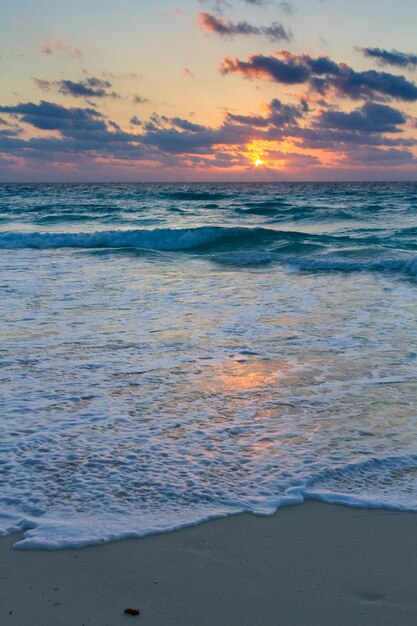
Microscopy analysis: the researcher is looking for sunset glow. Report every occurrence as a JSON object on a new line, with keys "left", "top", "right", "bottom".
{"left": 0, "top": 1, "right": 416, "bottom": 181}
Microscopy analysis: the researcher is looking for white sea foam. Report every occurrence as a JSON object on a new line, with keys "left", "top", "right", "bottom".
{"left": 1, "top": 183, "right": 417, "bottom": 549}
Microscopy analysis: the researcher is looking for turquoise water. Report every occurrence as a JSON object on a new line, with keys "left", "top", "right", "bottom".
{"left": 1, "top": 182, "right": 416, "bottom": 548}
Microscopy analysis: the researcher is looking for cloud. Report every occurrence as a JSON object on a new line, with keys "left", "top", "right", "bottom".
{"left": 137, "top": 97, "right": 306, "bottom": 155}
{"left": 33, "top": 78, "right": 54, "bottom": 92}
{"left": 220, "top": 51, "right": 417, "bottom": 101}
{"left": 182, "top": 68, "right": 194, "bottom": 78}
{"left": 277, "top": 1, "right": 294, "bottom": 12}
{"left": 361, "top": 48, "right": 417, "bottom": 69}
{"left": 338, "top": 147, "right": 415, "bottom": 166}
{"left": 243, "top": 0, "right": 295, "bottom": 9}
{"left": 41, "top": 40, "right": 82, "bottom": 58}
{"left": 132, "top": 95, "right": 149, "bottom": 104}
{"left": 322, "top": 67, "right": 417, "bottom": 101}
{"left": 57, "top": 78, "right": 118, "bottom": 99}
{"left": 226, "top": 97, "right": 302, "bottom": 128}
{"left": 0, "top": 101, "right": 147, "bottom": 177}
{"left": 139, "top": 124, "right": 252, "bottom": 154}
{"left": 0, "top": 100, "right": 109, "bottom": 137}
{"left": 171, "top": 118, "right": 207, "bottom": 132}
{"left": 221, "top": 52, "right": 310, "bottom": 83}
{"left": 0, "top": 127, "right": 22, "bottom": 138}
{"left": 199, "top": 0, "right": 294, "bottom": 11}
{"left": 0, "top": 100, "right": 103, "bottom": 131}
{"left": 240, "top": 0, "right": 276, "bottom": 6}
{"left": 0, "top": 116, "right": 15, "bottom": 127}
{"left": 0, "top": 95, "right": 415, "bottom": 179}
{"left": 317, "top": 102, "right": 407, "bottom": 133}
{"left": 198, "top": 0, "right": 231, "bottom": 15}
{"left": 33, "top": 77, "right": 119, "bottom": 99}
{"left": 292, "top": 126, "right": 416, "bottom": 150}
{"left": 198, "top": 12, "right": 290, "bottom": 41}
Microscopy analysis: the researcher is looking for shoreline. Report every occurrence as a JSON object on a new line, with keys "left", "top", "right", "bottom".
{"left": 1, "top": 501, "right": 417, "bottom": 625}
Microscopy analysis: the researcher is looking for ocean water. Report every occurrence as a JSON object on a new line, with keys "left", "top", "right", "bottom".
{"left": 1, "top": 182, "right": 417, "bottom": 549}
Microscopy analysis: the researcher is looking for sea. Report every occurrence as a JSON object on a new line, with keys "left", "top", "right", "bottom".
{"left": 1, "top": 182, "right": 416, "bottom": 549}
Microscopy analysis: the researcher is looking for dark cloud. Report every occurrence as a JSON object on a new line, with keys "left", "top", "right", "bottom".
{"left": 331, "top": 68, "right": 417, "bottom": 102}
{"left": 292, "top": 126, "right": 416, "bottom": 150}
{"left": 361, "top": 48, "right": 417, "bottom": 69}
{"left": 0, "top": 116, "right": 15, "bottom": 127}
{"left": 198, "top": 12, "right": 290, "bottom": 42}
{"left": 198, "top": 0, "right": 294, "bottom": 17}
{"left": 220, "top": 51, "right": 417, "bottom": 101}
{"left": 140, "top": 123, "right": 255, "bottom": 154}
{"left": 171, "top": 118, "right": 207, "bottom": 132}
{"left": 268, "top": 98, "right": 303, "bottom": 125}
{"left": 339, "top": 147, "right": 416, "bottom": 166}
{"left": 0, "top": 127, "right": 22, "bottom": 138}
{"left": 132, "top": 95, "right": 149, "bottom": 104}
{"left": 198, "top": 0, "right": 231, "bottom": 15}
{"left": 139, "top": 99, "right": 299, "bottom": 154}
{"left": 290, "top": 101, "right": 413, "bottom": 150}
{"left": 277, "top": 1, "right": 294, "bottom": 12}
{"left": 0, "top": 95, "right": 415, "bottom": 177}
{"left": 130, "top": 115, "right": 142, "bottom": 126}
{"left": 317, "top": 102, "right": 407, "bottom": 133}
{"left": 226, "top": 98, "right": 302, "bottom": 128}
{"left": 139, "top": 98, "right": 303, "bottom": 155}
{"left": 241, "top": 0, "right": 294, "bottom": 7}
{"left": 0, "top": 101, "right": 147, "bottom": 173}
{"left": 33, "top": 77, "right": 119, "bottom": 99}
{"left": 225, "top": 113, "right": 270, "bottom": 127}
{"left": 0, "top": 101, "right": 132, "bottom": 147}
{"left": 0, "top": 101, "right": 104, "bottom": 132}
{"left": 221, "top": 53, "right": 311, "bottom": 84}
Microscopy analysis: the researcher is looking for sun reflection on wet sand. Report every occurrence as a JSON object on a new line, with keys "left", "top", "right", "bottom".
{"left": 217, "top": 357, "right": 295, "bottom": 392}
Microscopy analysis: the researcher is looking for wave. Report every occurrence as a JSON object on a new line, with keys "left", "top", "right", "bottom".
{"left": 214, "top": 248, "right": 416, "bottom": 276}
{"left": 0, "top": 226, "right": 272, "bottom": 251}
{"left": 0, "top": 226, "right": 311, "bottom": 252}
{"left": 301, "top": 454, "right": 417, "bottom": 510}
{"left": 212, "top": 249, "right": 417, "bottom": 278}
{"left": 235, "top": 201, "right": 290, "bottom": 215}
{"left": 211, "top": 251, "right": 277, "bottom": 266}
{"left": 1, "top": 226, "right": 416, "bottom": 279}
{"left": 280, "top": 254, "right": 417, "bottom": 278}
{"left": 0, "top": 225, "right": 365, "bottom": 251}
{"left": 6, "top": 453, "right": 417, "bottom": 549}
{"left": 161, "top": 191, "right": 228, "bottom": 201}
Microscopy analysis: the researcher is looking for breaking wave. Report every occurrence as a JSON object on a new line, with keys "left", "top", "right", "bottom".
{"left": 1, "top": 226, "right": 416, "bottom": 279}
{"left": 0, "top": 226, "right": 284, "bottom": 251}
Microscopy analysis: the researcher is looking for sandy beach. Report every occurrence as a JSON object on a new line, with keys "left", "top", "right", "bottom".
{"left": 1, "top": 501, "right": 417, "bottom": 625}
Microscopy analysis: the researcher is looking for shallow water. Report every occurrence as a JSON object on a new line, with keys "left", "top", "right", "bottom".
{"left": 1, "top": 182, "right": 416, "bottom": 548}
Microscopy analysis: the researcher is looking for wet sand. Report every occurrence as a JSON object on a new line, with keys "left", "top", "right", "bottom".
{"left": 1, "top": 501, "right": 417, "bottom": 625}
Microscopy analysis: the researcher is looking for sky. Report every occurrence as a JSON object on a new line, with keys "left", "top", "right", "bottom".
{"left": 1, "top": 0, "right": 417, "bottom": 181}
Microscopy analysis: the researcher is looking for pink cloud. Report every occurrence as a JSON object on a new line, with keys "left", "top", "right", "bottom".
{"left": 41, "top": 40, "right": 82, "bottom": 58}
{"left": 182, "top": 68, "right": 194, "bottom": 78}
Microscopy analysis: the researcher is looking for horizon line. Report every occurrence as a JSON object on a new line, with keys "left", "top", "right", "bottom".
{"left": 1, "top": 180, "right": 417, "bottom": 185}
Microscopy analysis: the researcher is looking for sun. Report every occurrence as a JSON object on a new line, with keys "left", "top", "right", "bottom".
{"left": 254, "top": 158, "right": 265, "bottom": 167}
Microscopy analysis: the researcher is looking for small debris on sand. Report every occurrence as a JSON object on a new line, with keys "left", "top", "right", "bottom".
{"left": 124, "top": 607, "right": 140, "bottom": 616}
